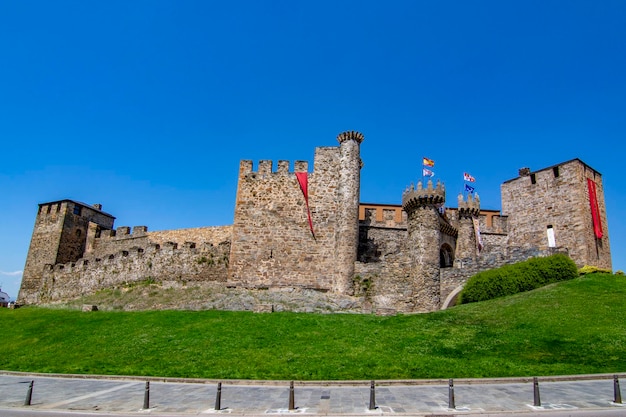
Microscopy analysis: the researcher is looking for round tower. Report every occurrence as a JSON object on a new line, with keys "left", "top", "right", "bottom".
{"left": 401, "top": 179, "right": 446, "bottom": 312}
{"left": 455, "top": 193, "right": 481, "bottom": 264}
{"left": 335, "top": 130, "right": 364, "bottom": 294}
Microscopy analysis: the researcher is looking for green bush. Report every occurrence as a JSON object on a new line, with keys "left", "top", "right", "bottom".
{"left": 458, "top": 254, "right": 578, "bottom": 304}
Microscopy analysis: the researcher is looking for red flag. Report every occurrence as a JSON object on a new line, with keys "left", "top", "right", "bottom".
{"left": 296, "top": 172, "right": 315, "bottom": 239}
{"left": 463, "top": 172, "right": 476, "bottom": 182}
{"left": 587, "top": 178, "right": 603, "bottom": 239}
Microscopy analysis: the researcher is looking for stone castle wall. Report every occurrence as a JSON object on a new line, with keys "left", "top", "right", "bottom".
{"left": 22, "top": 204, "right": 232, "bottom": 304}
{"left": 37, "top": 240, "right": 230, "bottom": 303}
{"left": 89, "top": 225, "right": 232, "bottom": 258}
{"left": 439, "top": 246, "right": 569, "bottom": 308}
{"left": 19, "top": 200, "right": 115, "bottom": 305}
{"left": 228, "top": 147, "right": 349, "bottom": 291}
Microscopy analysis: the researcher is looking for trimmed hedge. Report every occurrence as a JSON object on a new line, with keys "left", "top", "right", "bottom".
{"left": 458, "top": 254, "right": 578, "bottom": 304}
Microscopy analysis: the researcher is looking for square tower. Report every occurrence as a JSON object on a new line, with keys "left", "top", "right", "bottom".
{"left": 501, "top": 159, "right": 611, "bottom": 270}
{"left": 18, "top": 200, "right": 115, "bottom": 304}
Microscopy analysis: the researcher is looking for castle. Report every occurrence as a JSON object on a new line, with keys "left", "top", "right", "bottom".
{"left": 17, "top": 131, "right": 612, "bottom": 312}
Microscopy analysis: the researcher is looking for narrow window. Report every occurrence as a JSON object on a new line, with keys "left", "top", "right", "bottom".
{"left": 73, "top": 205, "right": 81, "bottom": 216}
{"left": 530, "top": 173, "right": 536, "bottom": 184}
{"left": 553, "top": 166, "right": 560, "bottom": 178}
{"left": 547, "top": 225, "right": 556, "bottom": 248}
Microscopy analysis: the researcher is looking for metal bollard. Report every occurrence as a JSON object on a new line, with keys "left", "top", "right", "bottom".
{"left": 369, "top": 380, "right": 376, "bottom": 410}
{"left": 143, "top": 381, "right": 150, "bottom": 410}
{"left": 448, "top": 378, "right": 456, "bottom": 409}
{"left": 215, "top": 381, "right": 222, "bottom": 410}
{"left": 288, "top": 380, "right": 295, "bottom": 410}
{"left": 24, "top": 380, "right": 34, "bottom": 406}
{"left": 533, "top": 377, "right": 541, "bottom": 407}
{"left": 614, "top": 375, "right": 622, "bottom": 404}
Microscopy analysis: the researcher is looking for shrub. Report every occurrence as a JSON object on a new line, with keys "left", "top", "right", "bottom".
{"left": 458, "top": 254, "right": 578, "bottom": 304}
{"left": 579, "top": 265, "right": 613, "bottom": 275}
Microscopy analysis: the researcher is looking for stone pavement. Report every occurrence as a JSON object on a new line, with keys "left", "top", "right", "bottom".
{"left": 1, "top": 372, "right": 626, "bottom": 416}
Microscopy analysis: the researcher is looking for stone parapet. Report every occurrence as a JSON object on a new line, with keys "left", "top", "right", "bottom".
{"left": 402, "top": 179, "right": 445, "bottom": 212}
{"left": 457, "top": 193, "right": 481, "bottom": 218}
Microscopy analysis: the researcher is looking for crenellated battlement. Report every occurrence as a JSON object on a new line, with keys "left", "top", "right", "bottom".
{"left": 439, "top": 218, "right": 458, "bottom": 237}
{"left": 457, "top": 193, "right": 481, "bottom": 218}
{"left": 401, "top": 179, "right": 446, "bottom": 212}
{"left": 239, "top": 159, "right": 309, "bottom": 176}
{"left": 35, "top": 239, "right": 231, "bottom": 303}
{"left": 45, "top": 240, "right": 229, "bottom": 274}
{"left": 97, "top": 225, "right": 149, "bottom": 239}
{"left": 89, "top": 225, "right": 232, "bottom": 261}
{"left": 337, "top": 130, "right": 364, "bottom": 144}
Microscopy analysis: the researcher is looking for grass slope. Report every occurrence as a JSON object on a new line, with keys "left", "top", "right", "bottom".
{"left": 2, "top": 273, "right": 625, "bottom": 380}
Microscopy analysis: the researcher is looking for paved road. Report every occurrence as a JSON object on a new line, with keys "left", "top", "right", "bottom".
{"left": 1, "top": 372, "right": 626, "bottom": 416}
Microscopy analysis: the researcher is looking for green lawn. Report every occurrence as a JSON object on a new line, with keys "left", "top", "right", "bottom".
{"left": 2, "top": 273, "right": 625, "bottom": 380}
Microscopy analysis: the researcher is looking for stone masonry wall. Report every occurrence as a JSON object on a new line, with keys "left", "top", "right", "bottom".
{"left": 19, "top": 200, "right": 115, "bottom": 305}
{"left": 148, "top": 226, "right": 232, "bottom": 246}
{"left": 440, "top": 246, "right": 568, "bottom": 308}
{"left": 501, "top": 159, "right": 611, "bottom": 269}
{"left": 228, "top": 148, "right": 344, "bottom": 290}
{"left": 355, "top": 225, "right": 412, "bottom": 312}
{"left": 91, "top": 225, "right": 232, "bottom": 258}
{"left": 36, "top": 240, "right": 230, "bottom": 303}
{"left": 24, "top": 216, "right": 232, "bottom": 304}
{"left": 20, "top": 206, "right": 65, "bottom": 303}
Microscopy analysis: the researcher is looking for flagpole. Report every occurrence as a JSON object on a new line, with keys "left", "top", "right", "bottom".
{"left": 462, "top": 172, "right": 465, "bottom": 198}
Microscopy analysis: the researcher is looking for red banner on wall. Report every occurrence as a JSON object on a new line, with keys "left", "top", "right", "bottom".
{"left": 296, "top": 172, "right": 315, "bottom": 239}
{"left": 587, "top": 178, "right": 603, "bottom": 239}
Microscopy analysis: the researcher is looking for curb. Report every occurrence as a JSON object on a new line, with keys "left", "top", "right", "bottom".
{"left": 2, "top": 370, "right": 624, "bottom": 386}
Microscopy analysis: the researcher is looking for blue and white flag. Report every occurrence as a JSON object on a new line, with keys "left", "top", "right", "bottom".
{"left": 423, "top": 168, "right": 434, "bottom": 177}
{"left": 464, "top": 184, "right": 475, "bottom": 193}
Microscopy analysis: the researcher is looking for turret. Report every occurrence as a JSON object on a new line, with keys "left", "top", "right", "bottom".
{"left": 402, "top": 179, "right": 445, "bottom": 311}
{"left": 335, "top": 130, "right": 364, "bottom": 294}
{"left": 455, "top": 193, "right": 481, "bottom": 263}
{"left": 402, "top": 179, "right": 446, "bottom": 210}
{"left": 457, "top": 192, "right": 480, "bottom": 218}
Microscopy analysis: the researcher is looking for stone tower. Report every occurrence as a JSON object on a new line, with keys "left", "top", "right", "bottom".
{"left": 228, "top": 130, "right": 364, "bottom": 294}
{"left": 335, "top": 130, "right": 364, "bottom": 294}
{"left": 455, "top": 192, "right": 481, "bottom": 264}
{"left": 402, "top": 179, "right": 446, "bottom": 311}
{"left": 501, "top": 159, "right": 611, "bottom": 270}
{"left": 18, "top": 200, "right": 115, "bottom": 304}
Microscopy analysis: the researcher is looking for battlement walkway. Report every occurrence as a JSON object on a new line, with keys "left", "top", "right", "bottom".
{"left": 1, "top": 372, "right": 625, "bottom": 416}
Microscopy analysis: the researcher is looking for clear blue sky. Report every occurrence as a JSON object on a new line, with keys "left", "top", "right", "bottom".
{"left": 1, "top": 1, "right": 625, "bottom": 300}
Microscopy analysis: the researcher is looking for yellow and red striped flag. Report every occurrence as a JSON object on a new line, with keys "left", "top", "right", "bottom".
{"left": 423, "top": 157, "right": 435, "bottom": 167}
